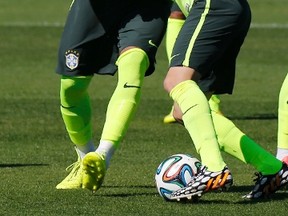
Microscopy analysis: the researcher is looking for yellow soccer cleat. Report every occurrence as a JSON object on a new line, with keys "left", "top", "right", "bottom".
{"left": 56, "top": 158, "right": 83, "bottom": 189}
{"left": 82, "top": 152, "right": 106, "bottom": 192}
{"left": 163, "top": 106, "right": 177, "bottom": 124}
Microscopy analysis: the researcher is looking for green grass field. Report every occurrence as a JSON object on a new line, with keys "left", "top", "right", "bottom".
{"left": 1, "top": 0, "right": 288, "bottom": 215}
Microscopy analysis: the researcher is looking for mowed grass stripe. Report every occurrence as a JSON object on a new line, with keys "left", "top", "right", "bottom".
{"left": 1, "top": 21, "right": 288, "bottom": 29}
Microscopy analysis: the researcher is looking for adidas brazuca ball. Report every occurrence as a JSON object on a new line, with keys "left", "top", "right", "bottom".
{"left": 155, "top": 154, "right": 201, "bottom": 201}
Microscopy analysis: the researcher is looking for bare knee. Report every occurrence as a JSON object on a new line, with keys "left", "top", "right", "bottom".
{"left": 169, "top": 11, "right": 185, "bottom": 20}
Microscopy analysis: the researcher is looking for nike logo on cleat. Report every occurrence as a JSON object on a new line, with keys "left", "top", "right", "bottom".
{"left": 123, "top": 82, "right": 141, "bottom": 88}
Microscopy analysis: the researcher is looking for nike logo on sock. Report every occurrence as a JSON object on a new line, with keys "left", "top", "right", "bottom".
{"left": 123, "top": 82, "right": 141, "bottom": 89}
{"left": 183, "top": 104, "right": 199, "bottom": 115}
{"left": 61, "top": 104, "right": 76, "bottom": 109}
{"left": 170, "top": 53, "right": 180, "bottom": 60}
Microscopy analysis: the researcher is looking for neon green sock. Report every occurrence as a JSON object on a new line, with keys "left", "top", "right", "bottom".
{"left": 209, "top": 95, "right": 222, "bottom": 114}
{"left": 277, "top": 74, "right": 288, "bottom": 150}
{"left": 101, "top": 48, "right": 149, "bottom": 148}
{"left": 60, "top": 76, "right": 93, "bottom": 145}
{"left": 212, "top": 111, "right": 282, "bottom": 175}
{"left": 166, "top": 18, "right": 185, "bottom": 62}
{"left": 170, "top": 80, "right": 226, "bottom": 171}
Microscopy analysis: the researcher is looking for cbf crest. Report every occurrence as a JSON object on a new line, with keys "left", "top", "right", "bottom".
{"left": 65, "top": 50, "right": 80, "bottom": 70}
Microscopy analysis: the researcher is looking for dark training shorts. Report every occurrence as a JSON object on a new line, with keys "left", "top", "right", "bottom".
{"left": 56, "top": 0, "right": 171, "bottom": 77}
{"left": 171, "top": 0, "right": 251, "bottom": 94}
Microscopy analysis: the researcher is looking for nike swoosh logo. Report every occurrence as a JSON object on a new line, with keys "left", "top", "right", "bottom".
{"left": 123, "top": 82, "right": 141, "bottom": 88}
{"left": 61, "top": 104, "right": 76, "bottom": 109}
{"left": 183, "top": 104, "right": 198, "bottom": 115}
{"left": 148, "top": 40, "right": 157, "bottom": 48}
{"left": 170, "top": 53, "right": 180, "bottom": 60}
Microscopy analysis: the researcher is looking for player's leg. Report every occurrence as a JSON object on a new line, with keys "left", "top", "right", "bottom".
{"left": 209, "top": 95, "right": 223, "bottom": 115}
{"left": 100, "top": 48, "right": 148, "bottom": 147}
{"left": 163, "top": 3, "right": 185, "bottom": 124}
{"left": 163, "top": 3, "right": 223, "bottom": 124}
{"left": 55, "top": 0, "right": 109, "bottom": 189}
{"left": 203, "top": 1, "right": 287, "bottom": 198}
{"left": 164, "top": 95, "right": 222, "bottom": 124}
{"left": 57, "top": 76, "right": 94, "bottom": 189}
{"left": 82, "top": 47, "right": 149, "bottom": 192}
{"left": 212, "top": 111, "right": 288, "bottom": 198}
{"left": 167, "top": 78, "right": 227, "bottom": 172}
{"left": 165, "top": 3, "right": 185, "bottom": 61}
{"left": 82, "top": 2, "right": 171, "bottom": 192}
{"left": 276, "top": 74, "right": 288, "bottom": 164}
{"left": 203, "top": 2, "right": 287, "bottom": 197}
{"left": 169, "top": 0, "right": 252, "bottom": 201}
{"left": 213, "top": 111, "right": 282, "bottom": 174}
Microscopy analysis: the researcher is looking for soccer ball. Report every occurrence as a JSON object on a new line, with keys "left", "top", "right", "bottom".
{"left": 155, "top": 154, "right": 201, "bottom": 201}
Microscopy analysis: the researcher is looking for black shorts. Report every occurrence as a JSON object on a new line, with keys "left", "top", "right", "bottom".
{"left": 170, "top": 1, "right": 181, "bottom": 13}
{"left": 171, "top": 0, "right": 251, "bottom": 94}
{"left": 56, "top": 0, "right": 171, "bottom": 77}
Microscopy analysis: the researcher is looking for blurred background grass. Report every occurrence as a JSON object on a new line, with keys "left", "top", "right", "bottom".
{"left": 0, "top": 0, "right": 288, "bottom": 215}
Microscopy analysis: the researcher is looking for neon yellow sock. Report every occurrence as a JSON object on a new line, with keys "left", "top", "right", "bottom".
{"left": 277, "top": 74, "right": 288, "bottom": 150}
{"left": 209, "top": 95, "right": 222, "bottom": 114}
{"left": 60, "top": 76, "right": 93, "bottom": 145}
{"left": 170, "top": 80, "right": 226, "bottom": 171}
{"left": 166, "top": 18, "right": 185, "bottom": 62}
{"left": 212, "top": 111, "right": 282, "bottom": 175}
{"left": 101, "top": 48, "right": 149, "bottom": 148}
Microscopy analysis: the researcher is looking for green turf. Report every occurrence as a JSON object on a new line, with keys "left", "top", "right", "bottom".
{"left": 1, "top": 0, "right": 288, "bottom": 215}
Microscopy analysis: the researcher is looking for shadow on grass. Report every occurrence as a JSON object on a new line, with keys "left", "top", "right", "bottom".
{"left": 103, "top": 185, "right": 155, "bottom": 189}
{"left": 227, "top": 113, "right": 277, "bottom": 120}
{"left": 97, "top": 184, "right": 288, "bottom": 204}
{"left": 91, "top": 184, "right": 159, "bottom": 198}
{"left": 0, "top": 163, "right": 49, "bottom": 168}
